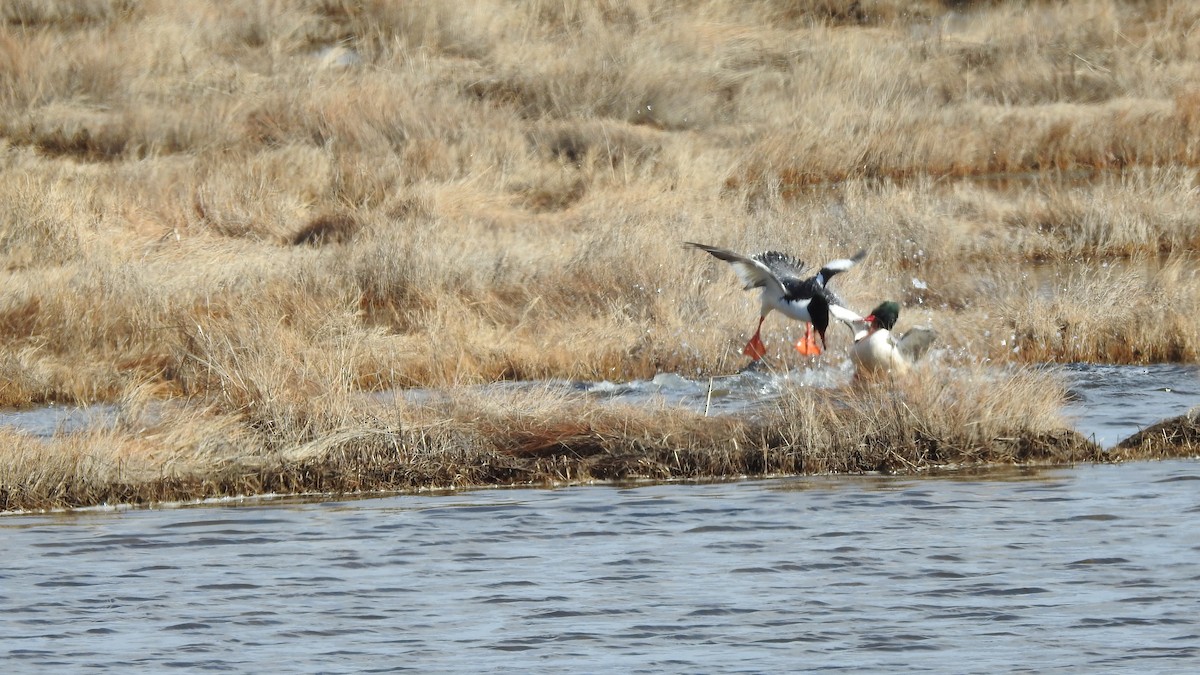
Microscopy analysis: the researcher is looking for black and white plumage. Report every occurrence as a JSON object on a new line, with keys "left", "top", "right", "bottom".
{"left": 848, "top": 301, "right": 937, "bottom": 377}
{"left": 685, "top": 242, "right": 866, "bottom": 360}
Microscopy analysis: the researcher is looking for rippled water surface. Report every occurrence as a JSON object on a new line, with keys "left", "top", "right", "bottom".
{"left": 4, "top": 461, "right": 1200, "bottom": 672}
{"left": 1059, "top": 363, "right": 1199, "bottom": 447}
{"left": 2, "top": 364, "right": 1198, "bottom": 672}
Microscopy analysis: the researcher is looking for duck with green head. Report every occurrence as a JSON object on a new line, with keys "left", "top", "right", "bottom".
{"left": 849, "top": 301, "right": 936, "bottom": 377}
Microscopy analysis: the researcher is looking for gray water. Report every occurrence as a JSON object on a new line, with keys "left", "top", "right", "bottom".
{"left": 3, "top": 461, "right": 1199, "bottom": 673}
{"left": 1059, "top": 363, "right": 1199, "bottom": 447}
{"left": 2, "top": 364, "right": 1198, "bottom": 673}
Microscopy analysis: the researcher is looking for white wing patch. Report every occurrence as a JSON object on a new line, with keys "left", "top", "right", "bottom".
{"left": 822, "top": 257, "right": 858, "bottom": 272}
{"left": 728, "top": 259, "right": 776, "bottom": 291}
{"left": 831, "top": 305, "right": 869, "bottom": 341}
{"left": 829, "top": 303, "right": 863, "bottom": 324}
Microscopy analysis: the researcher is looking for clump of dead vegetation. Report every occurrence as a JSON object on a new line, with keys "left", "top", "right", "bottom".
{"left": 7, "top": 362, "right": 1167, "bottom": 513}
{"left": 1111, "top": 406, "right": 1200, "bottom": 459}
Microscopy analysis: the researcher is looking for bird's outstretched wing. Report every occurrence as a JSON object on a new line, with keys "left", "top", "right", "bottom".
{"left": 828, "top": 303, "right": 864, "bottom": 326}
{"left": 815, "top": 249, "right": 868, "bottom": 286}
{"left": 684, "top": 242, "right": 787, "bottom": 297}
{"left": 835, "top": 308, "right": 870, "bottom": 341}
{"left": 752, "top": 251, "right": 807, "bottom": 284}
{"left": 897, "top": 327, "right": 937, "bottom": 363}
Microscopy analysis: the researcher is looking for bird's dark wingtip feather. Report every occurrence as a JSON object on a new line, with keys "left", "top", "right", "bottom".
{"left": 753, "top": 250, "right": 807, "bottom": 277}
{"left": 683, "top": 242, "right": 745, "bottom": 264}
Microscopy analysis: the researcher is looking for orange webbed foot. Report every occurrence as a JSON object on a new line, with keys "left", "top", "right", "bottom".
{"left": 794, "top": 335, "right": 822, "bottom": 356}
{"left": 743, "top": 334, "right": 767, "bottom": 360}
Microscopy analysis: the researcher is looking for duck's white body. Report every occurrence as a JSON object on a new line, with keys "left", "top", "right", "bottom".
{"left": 851, "top": 327, "right": 925, "bottom": 376}
{"left": 767, "top": 293, "right": 863, "bottom": 325}
{"left": 845, "top": 301, "right": 936, "bottom": 378}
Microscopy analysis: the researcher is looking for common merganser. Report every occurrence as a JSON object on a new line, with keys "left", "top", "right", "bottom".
{"left": 685, "top": 242, "right": 866, "bottom": 360}
{"left": 849, "top": 301, "right": 937, "bottom": 377}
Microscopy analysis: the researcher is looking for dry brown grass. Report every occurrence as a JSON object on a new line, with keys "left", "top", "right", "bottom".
{"left": 1112, "top": 406, "right": 1200, "bottom": 459}
{"left": 1, "top": 0, "right": 1198, "bottom": 510}
{"left": 2, "top": 362, "right": 1125, "bottom": 512}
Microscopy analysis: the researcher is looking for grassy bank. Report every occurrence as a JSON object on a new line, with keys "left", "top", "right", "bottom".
{"left": 1, "top": 364, "right": 1114, "bottom": 512}
{"left": 2, "top": 0, "right": 1199, "bottom": 510}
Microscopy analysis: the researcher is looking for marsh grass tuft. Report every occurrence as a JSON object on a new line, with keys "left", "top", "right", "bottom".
{"left": 1112, "top": 407, "right": 1200, "bottom": 460}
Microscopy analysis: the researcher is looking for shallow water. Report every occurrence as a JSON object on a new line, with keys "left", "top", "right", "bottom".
{"left": 3, "top": 364, "right": 1197, "bottom": 449}
{"left": 0, "top": 402, "right": 120, "bottom": 437}
{"left": 3, "top": 460, "right": 1200, "bottom": 672}
{"left": 1060, "top": 363, "right": 1199, "bottom": 447}
{"left": 578, "top": 362, "right": 1200, "bottom": 448}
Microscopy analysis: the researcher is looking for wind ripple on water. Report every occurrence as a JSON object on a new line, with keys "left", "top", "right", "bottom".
{"left": 3, "top": 461, "right": 1200, "bottom": 672}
